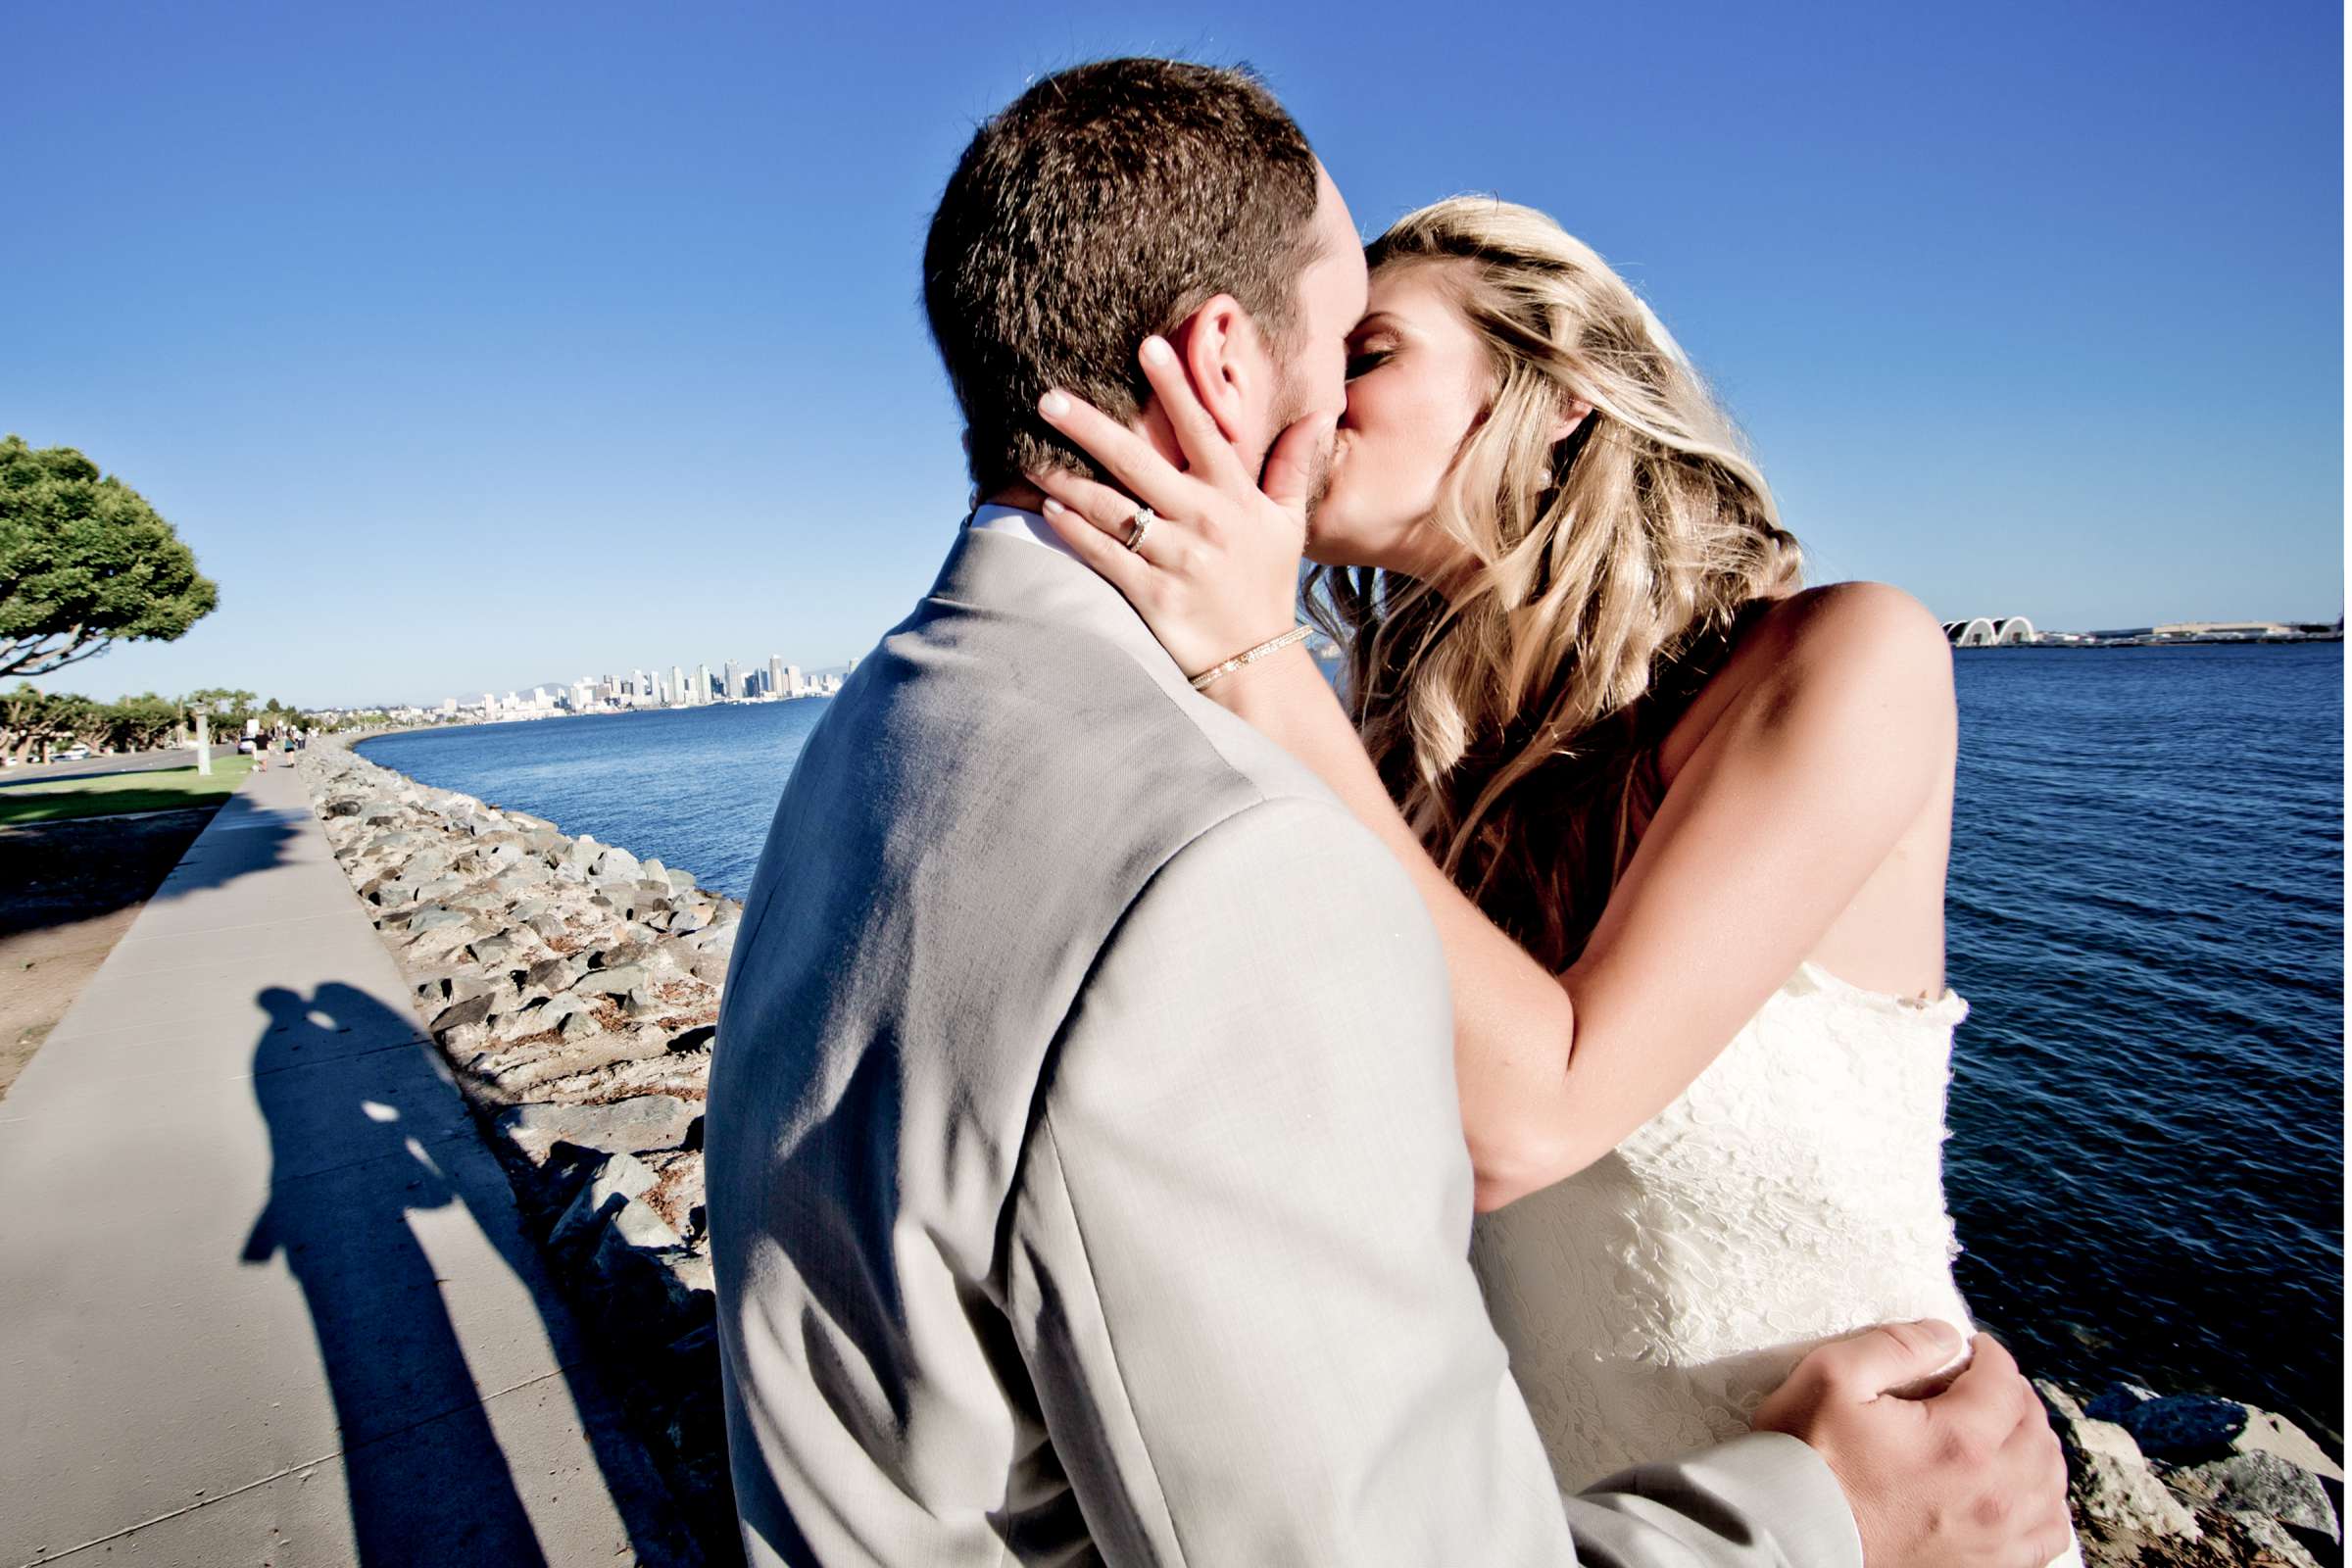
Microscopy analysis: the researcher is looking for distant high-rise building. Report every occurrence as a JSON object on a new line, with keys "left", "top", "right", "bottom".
{"left": 768, "top": 655, "right": 784, "bottom": 698}
{"left": 697, "top": 662, "right": 712, "bottom": 704}
{"left": 670, "top": 664, "right": 686, "bottom": 706}
{"left": 723, "top": 660, "right": 741, "bottom": 701}
{"left": 785, "top": 662, "right": 804, "bottom": 698}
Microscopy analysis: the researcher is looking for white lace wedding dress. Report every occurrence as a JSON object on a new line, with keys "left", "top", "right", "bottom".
{"left": 1469, "top": 960, "right": 2082, "bottom": 1567}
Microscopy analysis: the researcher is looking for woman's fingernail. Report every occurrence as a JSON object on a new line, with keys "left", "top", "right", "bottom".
{"left": 1040, "top": 390, "right": 1069, "bottom": 417}
{"left": 1141, "top": 336, "right": 1173, "bottom": 366}
{"left": 1040, "top": 496, "right": 1067, "bottom": 516}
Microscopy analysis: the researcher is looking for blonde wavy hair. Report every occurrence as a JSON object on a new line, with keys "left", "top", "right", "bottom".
{"left": 1305, "top": 197, "right": 1803, "bottom": 969}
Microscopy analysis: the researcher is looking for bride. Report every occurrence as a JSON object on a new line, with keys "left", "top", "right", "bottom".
{"left": 1024, "top": 195, "right": 2080, "bottom": 1564}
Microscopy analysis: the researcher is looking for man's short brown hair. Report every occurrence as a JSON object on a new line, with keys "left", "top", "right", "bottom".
{"left": 923, "top": 59, "right": 1322, "bottom": 499}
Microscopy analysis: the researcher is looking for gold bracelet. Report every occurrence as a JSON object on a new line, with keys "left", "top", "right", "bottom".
{"left": 1189, "top": 624, "right": 1314, "bottom": 691}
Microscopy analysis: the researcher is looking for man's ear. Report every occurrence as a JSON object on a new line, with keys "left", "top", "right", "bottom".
{"left": 1166, "top": 293, "right": 1266, "bottom": 448}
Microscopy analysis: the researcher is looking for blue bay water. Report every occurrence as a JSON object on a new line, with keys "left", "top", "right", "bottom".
{"left": 360, "top": 641, "right": 2345, "bottom": 1446}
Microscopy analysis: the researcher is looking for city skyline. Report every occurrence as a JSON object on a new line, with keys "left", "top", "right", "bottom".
{"left": 5, "top": 1, "right": 2339, "bottom": 708}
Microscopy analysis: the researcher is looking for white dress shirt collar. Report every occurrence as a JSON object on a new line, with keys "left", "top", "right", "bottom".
{"left": 967, "top": 502, "right": 1080, "bottom": 562}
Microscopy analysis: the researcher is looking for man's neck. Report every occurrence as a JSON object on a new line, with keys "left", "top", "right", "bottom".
{"left": 979, "top": 482, "right": 1051, "bottom": 515}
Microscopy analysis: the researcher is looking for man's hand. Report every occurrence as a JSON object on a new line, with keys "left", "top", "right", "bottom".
{"left": 1754, "top": 1320, "right": 2073, "bottom": 1568}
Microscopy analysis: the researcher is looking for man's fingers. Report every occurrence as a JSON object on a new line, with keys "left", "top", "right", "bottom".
{"left": 1038, "top": 387, "right": 1200, "bottom": 517}
{"left": 1805, "top": 1318, "right": 1967, "bottom": 1403}
{"left": 1922, "top": 1333, "right": 2033, "bottom": 1449}
{"left": 1136, "top": 337, "right": 1241, "bottom": 487}
{"left": 1995, "top": 1401, "right": 2074, "bottom": 1564}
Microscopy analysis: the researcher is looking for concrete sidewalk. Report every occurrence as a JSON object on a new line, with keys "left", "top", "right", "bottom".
{"left": 0, "top": 767, "right": 697, "bottom": 1565}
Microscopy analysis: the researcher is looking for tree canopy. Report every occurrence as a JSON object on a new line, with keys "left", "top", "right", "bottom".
{"left": 0, "top": 434, "right": 220, "bottom": 678}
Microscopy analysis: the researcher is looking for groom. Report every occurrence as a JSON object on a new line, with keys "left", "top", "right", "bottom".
{"left": 707, "top": 58, "right": 2065, "bottom": 1566}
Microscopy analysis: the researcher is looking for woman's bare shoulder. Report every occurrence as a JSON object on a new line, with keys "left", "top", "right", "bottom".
{"left": 1748, "top": 582, "right": 1953, "bottom": 674}
{"left": 1659, "top": 583, "right": 1952, "bottom": 787}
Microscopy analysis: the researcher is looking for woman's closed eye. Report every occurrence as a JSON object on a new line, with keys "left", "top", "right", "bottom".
{"left": 1346, "top": 344, "right": 1394, "bottom": 380}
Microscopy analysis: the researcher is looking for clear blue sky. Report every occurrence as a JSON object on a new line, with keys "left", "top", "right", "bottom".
{"left": 7, "top": 0, "right": 2340, "bottom": 708}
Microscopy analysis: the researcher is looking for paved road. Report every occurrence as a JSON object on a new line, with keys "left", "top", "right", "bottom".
{"left": 0, "top": 748, "right": 214, "bottom": 789}
{"left": 0, "top": 765, "right": 698, "bottom": 1566}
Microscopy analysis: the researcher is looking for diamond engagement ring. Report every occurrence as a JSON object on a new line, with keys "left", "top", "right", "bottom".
{"left": 1123, "top": 506, "right": 1155, "bottom": 553}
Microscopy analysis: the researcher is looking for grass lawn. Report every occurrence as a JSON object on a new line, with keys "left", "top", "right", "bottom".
{"left": 0, "top": 757, "right": 258, "bottom": 827}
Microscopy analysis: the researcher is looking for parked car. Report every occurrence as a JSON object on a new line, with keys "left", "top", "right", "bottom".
{"left": 56, "top": 745, "right": 91, "bottom": 761}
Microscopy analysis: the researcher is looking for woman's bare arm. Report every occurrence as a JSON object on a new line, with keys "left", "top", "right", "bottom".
{"left": 1200, "top": 583, "right": 1957, "bottom": 1209}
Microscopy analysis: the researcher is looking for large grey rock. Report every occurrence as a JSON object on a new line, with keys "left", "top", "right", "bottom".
{"left": 494, "top": 1095, "right": 701, "bottom": 1166}
{"left": 404, "top": 845, "right": 453, "bottom": 880}
{"left": 481, "top": 1027, "right": 670, "bottom": 1094}
{"left": 405, "top": 915, "right": 483, "bottom": 962}
{"left": 2168, "top": 1449, "right": 2338, "bottom": 1542}
{"left": 490, "top": 863, "right": 551, "bottom": 895}
{"left": 2034, "top": 1381, "right": 2201, "bottom": 1545}
{"left": 2234, "top": 1513, "right": 2327, "bottom": 1568}
{"left": 2232, "top": 1405, "right": 2345, "bottom": 1483}
{"left": 591, "top": 845, "right": 641, "bottom": 883}
{"left": 2123, "top": 1394, "right": 2248, "bottom": 1458}
{"left": 485, "top": 992, "right": 584, "bottom": 1043}
{"left": 468, "top": 933, "right": 522, "bottom": 968}
{"left": 583, "top": 1211, "right": 710, "bottom": 1332}
{"left": 428, "top": 994, "right": 497, "bottom": 1037}
{"left": 519, "top": 956, "right": 581, "bottom": 1001}
{"left": 416, "top": 972, "right": 498, "bottom": 1006}
{"left": 548, "top": 1152, "right": 660, "bottom": 1251}
{"left": 662, "top": 868, "right": 697, "bottom": 895}
{"left": 687, "top": 920, "right": 737, "bottom": 960}
{"left": 573, "top": 963, "right": 650, "bottom": 999}
{"left": 593, "top": 938, "right": 661, "bottom": 971}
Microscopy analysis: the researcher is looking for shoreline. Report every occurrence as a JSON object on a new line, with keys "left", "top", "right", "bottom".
{"left": 295, "top": 735, "right": 2343, "bottom": 1568}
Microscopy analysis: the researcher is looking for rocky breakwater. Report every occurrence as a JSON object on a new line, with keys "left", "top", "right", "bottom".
{"left": 2036, "top": 1379, "right": 2342, "bottom": 1567}
{"left": 298, "top": 744, "right": 740, "bottom": 1557}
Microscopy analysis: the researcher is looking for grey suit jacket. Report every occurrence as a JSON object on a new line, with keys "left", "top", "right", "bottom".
{"left": 706, "top": 522, "right": 1865, "bottom": 1566}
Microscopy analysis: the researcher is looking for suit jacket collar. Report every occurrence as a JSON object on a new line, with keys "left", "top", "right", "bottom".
{"left": 926, "top": 519, "right": 1194, "bottom": 701}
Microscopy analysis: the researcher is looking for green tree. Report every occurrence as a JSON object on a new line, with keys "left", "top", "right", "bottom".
{"left": 0, "top": 681, "right": 50, "bottom": 760}
{"left": 0, "top": 687, "right": 102, "bottom": 760}
{"left": 106, "top": 692, "right": 185, "bottom": 751}
{"left": 0, "top": 434, "right": 220, "bottom": 677}
{"left": 182, "top": 687, "right": 259, "bottom": 730}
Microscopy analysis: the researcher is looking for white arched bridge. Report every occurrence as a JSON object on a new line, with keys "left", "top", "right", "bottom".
{"left": 1941, "top": 616, "right": 2037, "bottom": 647}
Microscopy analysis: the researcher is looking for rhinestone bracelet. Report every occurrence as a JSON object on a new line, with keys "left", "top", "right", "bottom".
{"left": 1189, "top": 624, "right": 1314, "bottom": 692}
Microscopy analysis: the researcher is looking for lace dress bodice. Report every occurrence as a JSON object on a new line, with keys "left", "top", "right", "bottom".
{"left": 1470, "top": 961, "right": 1980, "bottom": 1487}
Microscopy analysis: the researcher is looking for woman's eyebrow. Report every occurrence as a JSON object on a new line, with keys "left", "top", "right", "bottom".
{"left": 1349, "top": 312, "right": 1403, "bottom": 335}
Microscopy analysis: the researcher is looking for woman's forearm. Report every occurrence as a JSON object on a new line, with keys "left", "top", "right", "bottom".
{"left": 1208, "top": 646, "right": 1584, "bottom": 1205}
